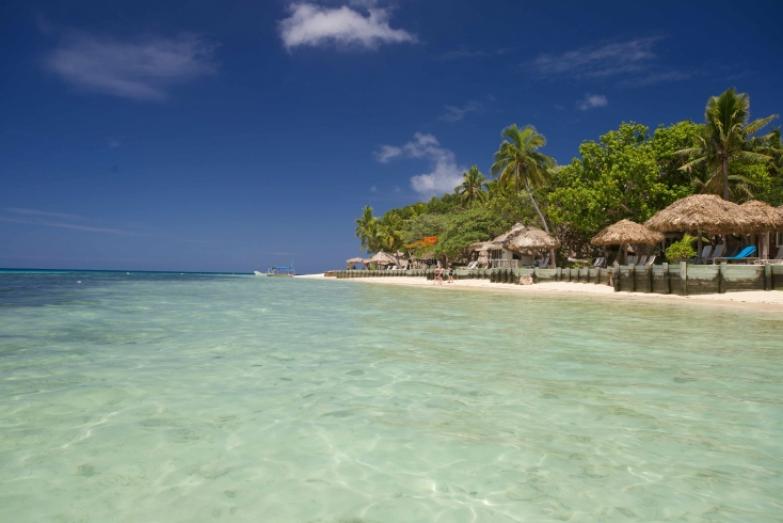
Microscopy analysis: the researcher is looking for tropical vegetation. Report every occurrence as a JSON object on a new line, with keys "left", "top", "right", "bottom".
{"left": 355, "top": 89, "right": 782, "bottom": 265}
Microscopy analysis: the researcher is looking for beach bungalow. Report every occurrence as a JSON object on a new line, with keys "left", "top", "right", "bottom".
{"left": 470, "top": 223, "right": 525, "bottom": 269}
{"left": 470, "top": 223, "right": 558, "bottom": 268}
{"left": 502, "top": 225, "right": 559, "bottom": 268}
{"left": 345, "top": 257, "right": 367, "bottom": 270}
{"left": 368, "top": 251, "right": 399, "bottom": 268}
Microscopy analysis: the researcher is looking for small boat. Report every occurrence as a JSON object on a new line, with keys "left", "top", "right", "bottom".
{"left": 253, "top": 270, "right": 268, "bottom": 277}
{"left": 266, "top": 264, "right": 295, "bottom": 277}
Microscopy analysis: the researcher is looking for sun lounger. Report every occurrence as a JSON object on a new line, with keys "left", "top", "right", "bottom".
{"left": 636, "top": 255, "right": 648, "bottom": 266}
{"left": 645, "top": 255, "right": 656, "bottom": 267}
{"left": 466, "top": 260, "right": 478, "bottom": 270}
{"left": 771, "top": 245, "right": 783, "bottom": 261}
{"left": 713, "top": 245, "right": 758, "bottom": 263}
{"left": 708, "top": 244, "right": 725, "bottom": 262}
{"left": 698, "top": 245, "right": 713, "bottom": 263}
{"left": 592, "top": 256, "right": 606, "bottom": 268}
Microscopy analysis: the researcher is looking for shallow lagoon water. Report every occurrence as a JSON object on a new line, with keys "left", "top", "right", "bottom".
{"left": 1, "top": 271, "right": 782, "bottom": 522}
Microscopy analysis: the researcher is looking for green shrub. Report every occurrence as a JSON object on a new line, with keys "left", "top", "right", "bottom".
{"left": 665, "top": 234, "right": 697, "bottom": 263}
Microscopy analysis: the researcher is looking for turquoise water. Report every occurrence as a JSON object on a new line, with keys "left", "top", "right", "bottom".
{"left": 1, "top": 271, "right": 782, "bottom": 522}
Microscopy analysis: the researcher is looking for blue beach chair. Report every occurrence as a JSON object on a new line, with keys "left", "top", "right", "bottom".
{"left": 713, "top": 245, "right": 757, "bottom": 263}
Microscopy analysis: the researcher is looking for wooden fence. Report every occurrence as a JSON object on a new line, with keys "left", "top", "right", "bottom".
{"left": 330, "top": 263, "right": 783, "bottom": 295}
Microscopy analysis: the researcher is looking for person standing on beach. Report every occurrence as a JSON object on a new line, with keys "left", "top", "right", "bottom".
{"left": 434, "top": 266, "right": 443, "bottom": 285}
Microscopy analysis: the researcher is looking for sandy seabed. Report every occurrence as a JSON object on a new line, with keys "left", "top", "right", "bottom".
{"left": 298, "top": 273, "right": 783, "bottom": 312}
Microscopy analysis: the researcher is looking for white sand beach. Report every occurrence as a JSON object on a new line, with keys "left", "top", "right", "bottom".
{"left": 304, "top": 274, "right": 783, "bottom": 311}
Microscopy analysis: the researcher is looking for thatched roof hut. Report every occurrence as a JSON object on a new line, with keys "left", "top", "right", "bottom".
{"left": 492, "top": 222, "right": 527, "bottom": 244}
{"left": 470, "top": 223, "right": 529, "bottom": 253}
{"left": 503, "top": 225, "right": 560, "bottom": 253}
{"left": 345, "top": 257, "right": 366, "bottom": 267}
{"left": 591, "top": 219, "right": 664, "bottom": 247}
{"left": 740, "top": 200, "right": 783, "bottom": 231}
{"left": 645, "top": 194, "right": 752, "bottom": 235}
{"left": 470, "top": 240, "right": 498, "bottom": 253}
{"left": 369, "top": 251, "right": 398, "bottom": 265}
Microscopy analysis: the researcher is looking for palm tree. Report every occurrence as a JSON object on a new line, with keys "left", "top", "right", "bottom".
{"left": 355, "top": 205, "right": 377, "bottom": 252}
{"left": 491, "top": 124, "right": 557, "bottom": 267}
{"left": 679, "top": 88, "right": 777, "bottom": 200}
{"left": 456, "top": 165, "right": 487, "bottom": 204}
{"left": 491, "top": 125, "right": 555, "bottom": 230}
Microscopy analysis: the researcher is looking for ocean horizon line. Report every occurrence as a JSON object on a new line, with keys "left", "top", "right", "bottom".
{"left": 0, "top": 267, "right": 252, "bottom": 276}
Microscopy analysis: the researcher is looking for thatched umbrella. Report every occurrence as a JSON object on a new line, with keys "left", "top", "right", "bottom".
{"left": 591, "top": 219, "right": 663, "bottom": 265}
{"left": 345, "top": 257, "right": 366, "bottom": 268}
{"left": 645, "top": 194, "right": 751, "bottom": 235}
{"left": 741, "top": 200, "right": 783, "bottom": 259}
{"left": 592, "top": 219, "right": 663, "bottom": 247}
{"left": 645, "top": 194, "right": 753, "bottom": 255}
{"left": 369, "top": 251, "right": 398, "bottom": 266}
{"left": 740, "top": 200, "right": 783, "bottom": 231}
{"left": 503, "top": 226, "right": 560, "bottom": 253}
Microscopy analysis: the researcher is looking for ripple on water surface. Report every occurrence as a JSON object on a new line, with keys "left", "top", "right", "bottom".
{"left": 0, "top": 271, "right": 782, "bottom": 522}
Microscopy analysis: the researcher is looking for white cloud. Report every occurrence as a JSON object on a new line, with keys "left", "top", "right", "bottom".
{"left": 4, "top": 207, "right": 84, "bottom": 221}
{"left": 620, "top": 70, "right": 693, "bottom": 87}
{"left": 45, "top": 32, "right": 217, "bottom": 101}
{"left": 279, "top": 3, "right": 415, "bottom": 50}
{"left": 375, "top": 133, "right": 464, "bottom": 198}
{"left": 577, "top": 93, "right": 608, "bottom": 111}
{"left": 532, "top": 37, "right": 661, "bottom": 78}
{"left": 439, "top": 100, "right": 483, "bottom": 123}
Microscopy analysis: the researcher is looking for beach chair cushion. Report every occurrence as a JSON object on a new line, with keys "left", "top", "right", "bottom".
{"left": 730, "top": 245, "right": 757, "bottom": 259}
{"left": 715, "top": 245, "right": 757, "bottom": 262}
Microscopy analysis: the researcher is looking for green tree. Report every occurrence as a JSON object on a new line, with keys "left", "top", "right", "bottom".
{"left": 434, "top": 206, "right": 513, "bottom": 263}
{"left": 456, "top": 165, "right": 487, "bottom": 204}
{"left": 547, "top": 122, "right": 693, "bottom": 256}
{"left": 679, "top": 88, "right": 777, "bottom": 200}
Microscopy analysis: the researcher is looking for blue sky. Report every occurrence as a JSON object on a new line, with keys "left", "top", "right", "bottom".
{"left": 1, "top": 1, "right": 782, "bottom": 273}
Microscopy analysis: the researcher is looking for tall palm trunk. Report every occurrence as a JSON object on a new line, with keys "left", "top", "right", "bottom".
{"left": 524, "top": 177, "right": 556, "bottom": 268}
{"left": 721, "top": 155, "right": 729, "bottom": 200}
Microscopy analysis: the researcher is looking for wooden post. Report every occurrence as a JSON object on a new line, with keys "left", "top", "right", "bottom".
{"left": 764, "top": 264, "right": 772, "bottom": 291}
{"left": 680, "top": 261, "right": 688, "bottom": 296}
{"left": 647, "top": 266, "right": 653, "bottom": 293}
{"left": 631, "top": 265, "right": 636, "bottom": 292}
{"left": 663, "top": 263, "right": 670, "bottom": 294}
{"left": 718, "top": 262, "right": 726, "bottom": 293}
{"left": 613, "top": 267, "right": 621, "bottom": 292}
